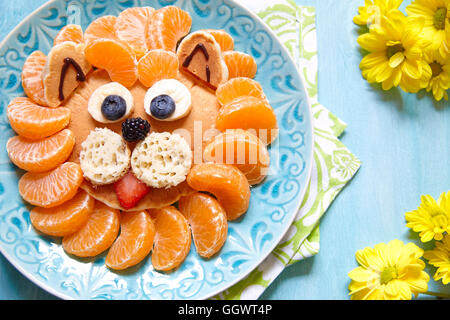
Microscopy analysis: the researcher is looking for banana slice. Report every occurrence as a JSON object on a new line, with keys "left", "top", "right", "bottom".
{"left": 144, "top": 79, "right": 192, "bottom": 121}
{"left": 88, "top": 82, "right": 134, "bottom": 123}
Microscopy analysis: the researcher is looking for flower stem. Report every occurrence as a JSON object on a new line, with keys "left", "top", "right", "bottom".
{"left": 423, "top": 291, "right": 450, "bottom": 299}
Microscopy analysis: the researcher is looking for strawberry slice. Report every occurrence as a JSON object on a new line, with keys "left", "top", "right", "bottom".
{"left": 113, "top": 172, "right": 150, "bottom": 209}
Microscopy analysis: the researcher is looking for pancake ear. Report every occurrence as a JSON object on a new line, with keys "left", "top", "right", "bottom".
{"left": 177, "top": 31, "right": 228, "bottom": 89}
{"left": 43, "top": 42, "right": 92, "bottom": 107}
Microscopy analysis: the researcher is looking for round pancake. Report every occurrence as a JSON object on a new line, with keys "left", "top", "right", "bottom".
{"left": 64, "top": 69, "right": 220, "bottom": 211}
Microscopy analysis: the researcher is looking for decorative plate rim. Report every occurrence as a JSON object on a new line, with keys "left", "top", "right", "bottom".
{"left": 0, "top": 0, "right": 315, "bottom": 300}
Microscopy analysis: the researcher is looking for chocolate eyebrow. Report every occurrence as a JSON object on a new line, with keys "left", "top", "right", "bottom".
{"left": 59, "top": 57, "right": 86, "bottom": 101}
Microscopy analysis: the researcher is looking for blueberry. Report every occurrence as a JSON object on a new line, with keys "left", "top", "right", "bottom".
{"left": 101, "top": 95, "right": 127, "bottom": 121}
{"left": 150, "top": 94, "right": 176, "bottom": 119}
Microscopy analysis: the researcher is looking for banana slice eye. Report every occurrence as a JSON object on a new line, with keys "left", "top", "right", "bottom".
{"left": 88, "top": 82, "right": 134, "bottom": 123}
{"left": 144, "top": 79, "right": 192, "bottom": 121}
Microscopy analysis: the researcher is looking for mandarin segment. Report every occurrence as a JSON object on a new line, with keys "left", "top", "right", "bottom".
{"left": 179, "top": 192, "right": 228, "bottom": 258}
{"left": 19, "top": 162, "right": 83, "bottom": 208}
{"left": 204, "top": 29, "right": 234, "bottom": 51}
{"left": 85, "top": 39, "right": 138, "bottom": 87}
{"left": 137, "top": 49, "right": 179, "bottom": 87}
{"left": 105, "top": 210, "right": 155, "bottom": 270}
{"left": 62, "top": 201, "right": 120, "bottom": 257}
{"left": 216, "top": 96, "right": 278, "bottom": 144}
{"left": 7, "top": 129, "right": 75, "bottom": 173}
{"left": 216, "top": 77, "right": 266, "bottom": 107}
{"left": 7, "top": 97, "right": 71, "bottom": 140}
{"left": 149, "top": 206, "right": 191, "bottom": 271}
{"left": 84, "top": 15, "right": 118, "bottom": 46}
{"left": 223, "top": 51, "right": 257, "bottom": 79}
{"left": 30, "top": 189, "right": 94, "bottom": 237}
{"left": 116, "top": 7, "right": 155, "bottom": 59}
{"left": 186, "top": 163, "right": 250, "bottom": 221}
{"left": 146, "top": 5, "right": 192, "bottom": 52}
{"left": 203, "top": 129, "right": 270, "bottom": 185}
{"left": 54, "top": 24, "right": 84, "bottom": 45}
{"left": 21, "top": 51, "right": 48, "bottom": 106}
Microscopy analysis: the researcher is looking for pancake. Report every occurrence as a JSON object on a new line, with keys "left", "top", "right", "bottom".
{"left": 64, "top": 69, "right": 220, "bottom": 210}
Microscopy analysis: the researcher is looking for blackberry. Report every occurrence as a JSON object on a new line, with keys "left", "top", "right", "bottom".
{"left": 122, "top": 117, "right": 150, "bottom": 142}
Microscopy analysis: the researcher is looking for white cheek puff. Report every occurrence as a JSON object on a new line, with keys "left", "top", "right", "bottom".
{"left": 144, "top": 79, "right": 192, "bottom": 121}
{"left": 88, "top": 82, "right": 134, "bottom": 123}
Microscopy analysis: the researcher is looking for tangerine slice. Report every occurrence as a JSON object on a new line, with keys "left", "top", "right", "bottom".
{"left": 84, "top": 15, "right": 118, "bottom": 46}
{"left": 54, "top": 24, "right": 84, "bottom": 46}
{"left": 178, "top": 192, "right": 227, "bottom": 258}
{"left": 30, "top": 189, "right": 94, "bottom": 237}
{"left": 18, "top": 162, "right": 83, "bottom": 208}
{"left": 21, "top": 51, "right": 48, "bottom": 106}
{"left": 216, "top": 96, "right": 278, "bottom": 145}
{"left": 223, "top": 51, "right": 257, "bottom": 79}
{"left": 105, "top": 210, "right": 155, "bottom": 270}
{"left": 149, "top": 206, "right": 191, "bottom": 271}
{"left": 216, "top": 77, "right": 266, "bottom": 107}
{"left": 116, "top": 7, "right": 155, "bottom": 59}
{"left": 7, "top": 97, "right": 71, "bottom": 140}
{"left": 7, "top": 129, "right": 75, "bottom": 173}
{"left": 187, "top": 163, "right": 250, "bottom": 221}
{"left": 137, "top": 49, "right": 179, "bottom": 87}
{"left": 85, "top": 39, "right": 137, "bottom": 87}
{"left": 62, "top": 201, "right": 120, "bottom": 257}
{"left": 204, "top": 29, "right": 234, "bottom": 51}
{"left": 146, "top": 6, "right": 192, "bottom": 52}
{"left": 203, "top": 129, "right": 270, "bottom": 185}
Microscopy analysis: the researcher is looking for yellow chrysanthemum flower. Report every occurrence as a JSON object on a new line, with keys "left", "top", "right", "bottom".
{"left": 424, "top": 234, "right": 450, "bottom": 285}
{"left": 423, "top": 49, "right": 450, "bottom": 100}
{"left": 406, "top": 0, "right": 450, "bottom": 55}
{"left": 405, "top": 192, "right": 450, "bottom": 242}
{"left": 348, "top": 240, "right": 429, "bottom": 300}
{"left": 354, "top": 0, "right": 403, "bottom": 29}
{"left": 358, "top": 14, "right": 429, "bottom": 91}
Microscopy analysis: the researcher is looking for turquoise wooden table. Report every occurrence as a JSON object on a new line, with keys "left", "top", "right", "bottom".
{"left": 0, "top": 0, "right": 449, "bottom": 300}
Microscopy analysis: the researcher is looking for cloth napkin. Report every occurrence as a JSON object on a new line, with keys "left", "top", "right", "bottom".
{"left": 214, "top": 0, "right": 361, "bottom": 299}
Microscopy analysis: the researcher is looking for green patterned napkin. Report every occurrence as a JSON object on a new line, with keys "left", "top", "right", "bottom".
{"left": 214, "top": 0, "right": 361, "bottom": 299}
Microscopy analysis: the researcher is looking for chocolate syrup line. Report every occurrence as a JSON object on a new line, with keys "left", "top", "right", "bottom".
{"left": 59, "top": 57, "right": 86, "bottom": 101}
{"left": 206, "top": 65, "right": 210, "bottom": 83}
{"left": 182, "top": 43, "right": 212, "bottom": 84}
{"left": 182, "top": 43, "right": 209, "bottom": 67}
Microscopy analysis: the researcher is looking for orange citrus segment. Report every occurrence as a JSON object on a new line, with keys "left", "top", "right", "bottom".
{"left": 203, "top": 129, "right": 270, "bottom": 185}
{"left": 223, "top": 51, "right": 257, "bottom": 79}
{"left": 85, "top": 39, "right": 138, "bottom": 87}
{"left": 7, "top": 97, "right": 71, "bottom": 140}
{"left": 149, "top": 206, "right": 191, "bottom": 271}
{"left": 216, "top": 77, "right": 266, "bottom": 107}
{"left": 137, "top": 49, "right": 179, "bottom": 87}
{"left": 204, "top": 29, "right": 234, "bottom": 51}
{"left": 21, "top": 51, "right": 48, "bottom": 106}
{"left": 19, "top": 162, "right": 83, "bottom": 208}
{"left": 116, "top": 7, "right": 155, "bottom": 59}
{"left": 54, "top": 24, "right": 84, "bottom": 45}
{"left": 30, "top": 189, "right": 94, "bottom": 237}
{"left": 187, "top": 163, "right": 250, "bottom": 221}
{"left": 178, "top": 192, "right": 227, "bottom": 258}
{"left": 7, "top": 129, "right": 75, "bottom": 173}
{"left": 146, "top": 6, "right": 192, "bottom": 52}
{"left": 216, "top": 96, "right": 278, "bottom": 145}
{"left": 84, "top": 15, "right": 118, "bottom": 46}
{"left": 105, "top": 210, "right": 155, "bottom": 270}
{"left": 62, "top": 201, "right": 120, "bottom": 257}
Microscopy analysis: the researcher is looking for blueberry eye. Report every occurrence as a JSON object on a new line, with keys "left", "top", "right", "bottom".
{"left": 101, "top": 95, "right": 127, "bottom": 121}
{"left": 150, "top": 94, "right": 176, "bottom": 120}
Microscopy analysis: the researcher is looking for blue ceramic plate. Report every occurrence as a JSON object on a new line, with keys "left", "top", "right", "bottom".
{"left": 0, "top": 0, "right": 313, "bottom": 300}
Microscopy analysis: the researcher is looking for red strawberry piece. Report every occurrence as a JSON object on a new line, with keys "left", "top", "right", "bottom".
{"left": 113, "top": 172, "right": 150, "bottom": 209}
